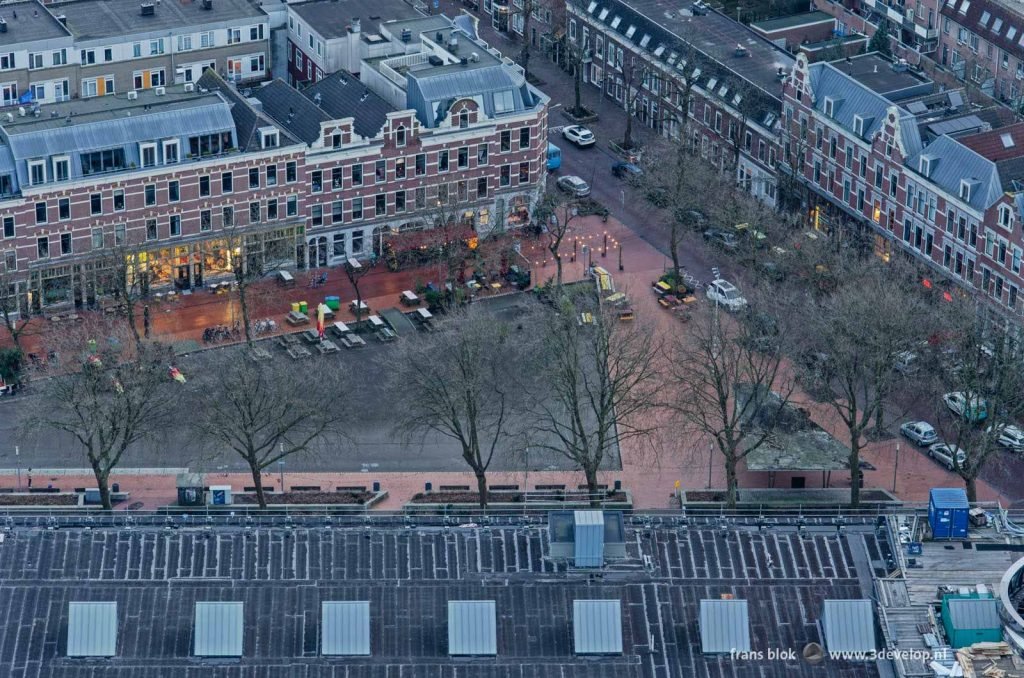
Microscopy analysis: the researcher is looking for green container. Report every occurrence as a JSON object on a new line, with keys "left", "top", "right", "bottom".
{"left": 325, "top": 296, "right": 341, "bottom": 311}
{"left": 299, "top": 301, "right": 308, "bottom": 314}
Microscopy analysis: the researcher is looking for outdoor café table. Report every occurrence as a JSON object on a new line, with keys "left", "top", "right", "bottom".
{"left": 350, "top": 300, "right": 369, "bottom": 313}
{"left": 401, "top": 290, "right": 419, "bottom": 305}
{"left": 415, "top": 308, "right": 433, "bottom": 321}
{"left": 316, "top": 339, "right": 340, "bottom": 354}
{"left": 331, "top": 321, "right": 351, "bottom": 337}
{"left": 367, "top": 315, "right": 385, "bottom": 329}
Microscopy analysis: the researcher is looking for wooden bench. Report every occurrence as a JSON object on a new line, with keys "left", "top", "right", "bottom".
{"left": 277, "top": 270, "right": 295, "bottom": 287}
{"left": 336, "top": 485, "right": 367, "bottom": 492}
{"left": 290, "top": 485, "right": 321, "bottom": 492}
{"left": 316, "top": 339, "right": 340, "bottom": 354}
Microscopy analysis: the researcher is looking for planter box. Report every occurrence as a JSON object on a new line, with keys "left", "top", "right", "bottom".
{"left": 561, "top": 108, "right": 599, "bottom": 125}
{"left": 189, "top": 490, "right": 389, "bottom": 511}
{"left": 0, "top": 492, "right": 84, "bottom": 508}
{"left": 404, "top": 489, "right": 633, "bottom": 513}
{"left": 680, "top": 488, "right": 903, "bottom": 509}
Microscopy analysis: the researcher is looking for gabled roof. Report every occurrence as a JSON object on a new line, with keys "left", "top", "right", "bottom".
{"left": 907, "top": 135, "right": 1004, "bottom": 211}
{"left": 959, "top": 122, "right": 1024, "bottom": 162}
{"left": 301, "top": 72, "right": 395, "bottom": 139}
{"left": 807, "top": 61, "right": 922, "bottom": 157}
{"left": 250, "top": 79, "right": 331, "bottom": 145}
{"left": 196, "top": 70, "right": 302, "bottom": 151}
{"left": 942, "top": 0, "right": 1024, "bottom": 59}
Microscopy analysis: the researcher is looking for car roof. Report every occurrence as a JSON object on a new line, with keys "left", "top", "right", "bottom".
{"left": 713, "top": 279, "right": 737, "bottom": 290}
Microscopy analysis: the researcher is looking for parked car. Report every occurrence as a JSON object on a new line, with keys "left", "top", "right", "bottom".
{"left": 900, "top": 421, "right": 938, "bottom": 447}
{"left": 986, "top": 424, "right": 1024, "bottom": 452}
{"left": 943, "top": 391, "right": 988, "bottom": 423}
{"left": 611, "top": 161, "right": 643, "bottom": 179}
{"left": 703, "top": 228, "right": 739, "bottom": 250}
{"left": 893, "top": 350, "right": 920, "bottom": 375}
{"left": 705, "top": 279, "right": 747, "bottom": 311}
{"left": 928, "top": 442, "right": 967, "bottom": 470}
{"left": 555, "top": 175, "right": 591, "bottom": 197}
{"left": 562, "top": 125, "right": 596, "bottom": 147}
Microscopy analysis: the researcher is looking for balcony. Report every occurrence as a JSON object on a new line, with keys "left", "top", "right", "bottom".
{"left": 913, "top": 23, "right": 938, "bottom": 40}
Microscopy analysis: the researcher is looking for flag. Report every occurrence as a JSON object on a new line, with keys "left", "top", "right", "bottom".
{"left": 169, "top": 366, "right": 186, "bottom": 384}
{"left": 17, "top": 90, "right": 33, "bottom": 105}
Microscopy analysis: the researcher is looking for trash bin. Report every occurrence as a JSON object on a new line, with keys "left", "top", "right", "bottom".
{"left": 325, "top": 296, "right": 341, "bottom": 311}
{"left": 299, "top": 301, "right": 308, "bottom": 314}
{"left": 111, "top": 482, "right": 120, "bottom": 493}
{"left": 291, "top": 302, "right": 301, "bottom": 314}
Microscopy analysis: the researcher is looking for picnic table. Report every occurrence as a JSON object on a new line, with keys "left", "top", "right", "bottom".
{"left": 331, "top": 321, "right": 351, "bottom": 337}
{"left": 340, "top": 334, "right": 367, "bottom": 348}
{"left": 316, "top": 339, "right": 340, "bottom": 355}
{"left": 658, "top": 294, "right": 681, "bottom": 308}
{"left": 415, "top": 307, "right": 433, "bottom": 321}
{"left": 350, "top": 300, "right": 369, "bottom": 313}
{"left": 376, "top": 327, "right": 397, "bottom": 342}
{"left": 302, "top": 329, "right": 320, "bottom": 343}
{"left": 249, "top": 347, "right": 273, "bottom": 362}
{"left": 367, "top": 315, "right": 385, "bottom": 329}
{"left": 286, "top": 345, "right": 312, "bottom": 359}
{"left": 277, "top": 270, "right": 295, "bottom": 287}
{"left": 400, "top": 290, "right": 419, "bottom": 306}
{"left": 286, "top": 311, "right": 309, "bottom": 326}
{"left": 277, "top": 334, "right": 300, "bottom": 348}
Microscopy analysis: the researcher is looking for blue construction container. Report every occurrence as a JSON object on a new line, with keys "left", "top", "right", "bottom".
{"left": 928, "top": 488, "right": 969, "bottom": 540}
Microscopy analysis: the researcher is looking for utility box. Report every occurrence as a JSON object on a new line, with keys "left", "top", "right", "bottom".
{"left": 176, "top": 473, "right": 206, "bottom": 507}
{"left": 928, "top": 488, "right": 969, "bottom": 540}
{"left": 941, "top": 594, "right": 1002, "bottom": 648}
{"left": 208, "top": 485, "right": 232, "bottom": 506}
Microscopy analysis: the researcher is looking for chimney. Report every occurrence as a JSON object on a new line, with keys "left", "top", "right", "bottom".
{"left": 350, "top": 17, "right": 361, "bottom": 33}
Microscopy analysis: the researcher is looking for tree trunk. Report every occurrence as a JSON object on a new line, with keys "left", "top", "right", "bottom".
{"left": 623, "top": 101, "right": 634, "bottom": 151}
{"left": 724, "top": 455, "right": 739, "bottom": 509}
{"left": 250, "top": 462, "right": 267, "bottom": 508}
{"left": 573, "top": 58, "right": 582, "bottom": 116}
{"left": 964, "top": 475, "right": 978, "bottom": 503}
{"left": 669, "top": 221, "right": 682, "bottom": 284}
{"left": 475, "top": 470, "right": 488, "bottom": 510}
{"left": 554, "top": 254, "right": 563, "bottom": 287}
{"left": 848, "top": 437, "right": 862, "bottom": 508}
{"left": 584, "top": 466, "right": 601, "bottom": 507}
{"left": 237, "top": 280, "right": 254, "bottom": 348}
{"left": 92, "top": 464, "right": 112, "bottom": 510}
{"left": 124, "top": 300, "right": 142, "bottom": 350}
{"left": 872, "top": 398, "right": 886, "bottom": 437}
{"left": 353, "top": 284, "right": 364, "bottom": 324}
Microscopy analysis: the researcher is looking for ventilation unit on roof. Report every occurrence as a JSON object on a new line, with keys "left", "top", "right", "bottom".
{"left": 401, "top": 28, "right": 412, "bottom": 42}
{"left": 428, "top": 55, "right": 444, "bottom": 66}
{"left": 448, "top": 35, "right": 459, "bottom": 51}
{"left": 127, "top": 90, "right": 139, "bottom": 100}
{"left": 735, "top": 44, "right": 748, "bottom": 57}
{"left": 140, "top": 2, "right": 155, "bottom": 16}
{"left": 201, "top": 0, "right": 212, "bottom": 8}
{"left": 0, "top": 19, "right": 6, "bottom": 33}
{"left": 469, "top": 52, "right": 479, "bottom": 62}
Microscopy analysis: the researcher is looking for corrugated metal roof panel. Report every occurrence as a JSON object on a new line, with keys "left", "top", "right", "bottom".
{"left": 947, "top": 598, "right": 1000, "bottom": 630}
{"left": 573, "top": 599, "right": 623, "bottom": 655}
{"left": 194, "top": 601, "right": 244, "bottom": 657}
{"left": 447, "top": 600, "right": 497, "bottom": 655}
{"left": 321, "top": 601, "right": 371, "bottom": 656}
{"left": 930, "top": 488, "right": 970, "bottom": 509}
{"left": 907, "top": 136, "right": 1003, "bottom": 211}
{"left": 573, "top": 510, "right": 605, "bottom": 567}
{"left": 821, "top": 599, "right": 875, "bottom": 653}
{"left": 699, "top": 599, "right": 751, "bottom": 654}
{"left": 67, "top": 602, "right": 117, "bottom": 657}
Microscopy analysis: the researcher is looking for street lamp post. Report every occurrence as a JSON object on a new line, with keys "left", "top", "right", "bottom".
{"left": 892, "top": 442, "right": 900, "bottom": 493}
{"left": 602, "top": 233, "right": 607, "bottom": 257}
{"left": 278, "top": 443, "right": 285, "bottom": 492}
{"left": 618, "top": 243, "right": 623, "bottom": 271}
{"left": 14, "top": 445, "right": 19, "bottom": 490}
{"left": 707, "top": 443, "right": 713, "bottom": 489}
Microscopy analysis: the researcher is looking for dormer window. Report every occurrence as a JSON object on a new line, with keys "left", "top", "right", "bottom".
{"left": 260, "top": 128, "right": 279, "bottom": 149}
{"left": 919, "top": 155, "right": 933, "bottom": 177}
{"left": 823, "top": 96, "right": 840, "bottom": 118}
{"left": 960, "top": 179, "right": 973, "bottom": 202}
{"left": 625, "top": 25, "right": 636, "bottom": 39}
{"left": 28, "top": 159, "right": 46, "bottom": 185}
{"left": 853, "top": 114, "right": 865, "bottom": 137}
{"left": 140, "top": 142, "right": 157, "bottom": 168}
{"left": 396, "top": 125, "right": 407, "bottom": 146}
{"left": 610, "top": 15, "right": 620, "bottom": 28}
{"left": 458, "top": 110, "right": 469, "bottom": 128}
{"left": 586, "top": 0, "right": 597, "bottom": 12}
{"left": 639, "top": 34, "right": 651, "bottom": 48}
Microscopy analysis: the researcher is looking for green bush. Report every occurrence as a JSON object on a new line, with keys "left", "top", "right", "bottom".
{"left": 0, "top": 347, "right": 23, "bottom": 384}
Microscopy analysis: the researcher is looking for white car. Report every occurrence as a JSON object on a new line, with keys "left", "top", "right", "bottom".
{"left": 562, "top": 125, "right": 596, "bottom": 147}
{"left": 555, "top": 175, "right": 591, "bottom": 197}
{"left": 705, "top": 279, "right": 747, "bottom": 311}
{"left": 928, "top": 442, "right": 967, "bottom": 470}
{"left": 893, "top": 350, "right": 919, "bottom": 375}
{"left": 943, "top": 391, "right": 988, "bottom": 423}
{"left": 986, "top": 424, "right": 1024, "bottom": 452}
{"left": 900, "top": 421, "right": 938, "bottom": 447}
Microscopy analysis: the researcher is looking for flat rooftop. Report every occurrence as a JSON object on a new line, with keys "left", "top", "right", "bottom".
{"left": 51, "top": 0, "right": 267, "bottom": 42}
{"left": 0, "top": 85, "right": 223, "bottom": 133}
{"left": 751, "top": 10, "right": 834, "bottom": 32}
{"left": 831, "top": 53, "right": 932, "bottom": 100}
{"left": 592, "top": 0, "right": 794, "bottom": 95}
{"left": 290, "top": 0, "right": 420, "bottom": 40}
{"left": 0, "top": 517, "right": 886, "bottom": 677}
{"left": 0, "top": 1, "right": 71, "bottom": 46}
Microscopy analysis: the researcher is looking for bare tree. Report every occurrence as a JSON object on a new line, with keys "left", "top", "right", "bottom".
{"left": 92, "top": 235, "right": 149, "bottom": 350}
{"left": 21, "top": 320, "right": 175, "bottom": 509}
{"left": 529, "top": 291, "right": 661, "bottom": 503}
{"left": 0, "top": 263, "right": 34, "bottom": 353}
{"left": 394, "top": 306, "right": 534, "bottom": 508}
{"left": 667, "top": 302, "right": 795, "bottom": 507}
{"left": 620, "top": 59, "right": 653, "bottom": 152}
{"left": 533, "top": 192, "right": 583, "bottom": 288}
{"left": 191, "top": 355, "right": 344, "bottom": 508}
{"left": 793, "top": 262, "right": 934, "bottom": 506}
{"left": 343, "top": 256, "right": 377, "bottom": 325}
{"left": 929, "top": 305, "right": 1024, "bottom": 502}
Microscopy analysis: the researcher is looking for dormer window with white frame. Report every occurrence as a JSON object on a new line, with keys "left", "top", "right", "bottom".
{"left": 260, "top": 127, "right": 279, "bottom": 149}
{"left": 52, "top": 155, "right": 70, "bottom": 182}
{"left": 823, "top": 96, "right": 839, "bottom": 118}
{"left": 625, "top": 25, "right": 636, "bottom": 39}
{"left": 610, "top": 15, "right": 621, "bottom": 28}
{"left": 163, "top": 139, "right": 179, "bottom": 164}
{"left": 586, "top": 0, "right": 597, "bottom": 12}
{"left": 960, "top": 179, "right": 973, "bottom": 202}
{"left": 853, "top": 114, "right": 866, "bottom": 137}
{"left": 998, "top": 203, "right": 1014, "bottom": 230}
{"left": 28, "top": 159, "right": 46, "bottom": 185}
{"left": 139, "top": 142, "right": 157, "bottom": 168}
{"left": 919, "top": 155, "right": 933, "bottom": 177}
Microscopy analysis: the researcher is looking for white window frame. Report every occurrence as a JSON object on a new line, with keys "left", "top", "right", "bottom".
{"left": 28, "top": 159, "right": 46, "bottom": 185}
{"left": 162, "top": 139, "right": 180, "bottom": 164}
{"left": 52, "top": 155, "right": 70, "bottom": 182}
{"left": 139, "top": 142, "right": 158, "bottom": 168}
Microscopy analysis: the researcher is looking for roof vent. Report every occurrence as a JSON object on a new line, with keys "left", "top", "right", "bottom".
{"left": 140, "top": 3, "right": 155, "bottom": 16}
{"left": 401, "top": 28, "right": 411, "bottom": 42}
{"left": 17, "top": 107, "right": 25, "bottom": 117}
{"left": 469, "top": 52, "right": 479, "bottom": 62}
{"left": 127, "top": 90, "right": 139, "bottom": 100}
{"left": 892, "top": 58, "right": 908, "bottom": 72}
{"left": 313, "top": 92, "right": 322, "bottom": 105}
{"left": 428, "top": 55, "right": 444, "bottom": 66}
{"left": 436, "top": 31, "right": 444, "bottom": 42}
{"left": 350, "top": 18, "right": 360, "bottom": 33}
{"left": 734, "top": 43, "right": 747, "bottom": 57}
{"left": 3, "top": 113, "right": 12, "bottom": 123}
{"left": 459, "top": 57, "right": 468, "bottom": 65}
{"left": 448, "top": 35, "right": 459, "bottom": 51}
{"left": 201, "top": 0, "right": 212, "bottom": 8}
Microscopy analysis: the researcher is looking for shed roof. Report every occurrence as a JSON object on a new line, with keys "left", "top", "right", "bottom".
{"left": 947, "top": 598, "right": 1001, "bottom": 630}
{"left": 67, "top": 602, "right": 117, "bottom": 657}
{"left": 194, "top": 601, "right": 244, "bottom": 657}
{"left": 821, "top": 600, "right": 875, "bottom": 654}
{"left": 573, "top": 510, "right": 605, "bottom": 568}
{"left": 573, "top": 599, "right": 623, "bottom": 655}
{"left": 321, "top": 601, "right": 370, "bottom": 656}
{"left": 930, "top": 488, "right": 970, "bottom": 509}
{"left": 447, "top": 600, "right": 497, "bottom": 656}
{"left": 699, "top": 599, "right": 751, "bottom": 654}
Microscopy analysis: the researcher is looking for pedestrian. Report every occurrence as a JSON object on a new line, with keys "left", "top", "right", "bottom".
{"left": 143, "top": 305, "right": 151, "bottom": 339}
{"left": 26, "top": 468, "right": 32, "bottom": 489}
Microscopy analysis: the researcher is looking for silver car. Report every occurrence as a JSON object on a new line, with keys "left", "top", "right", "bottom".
{"left": 556, "top": 175, "right": 591, "bottom": 197}
{"left": 928, "top": 442, "right": 967, "bottom": 470}
{"left": 987, "top": 424, "right": 1024, "bottom": 452}
{"left": 900, "top": 421, "right": 938, "bottom": 447}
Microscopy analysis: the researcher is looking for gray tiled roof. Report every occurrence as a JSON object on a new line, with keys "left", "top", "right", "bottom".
{"left": 907, "top": 135, "right": 1003, "bottom": 212}
{"left": 301, "top": 71, "right": 395, "bottom": 139}
{"left": 52, "top": 0, "right": 266, "bottom": 42}
{"left": 197, "top": 69, "right": 303, "bottom": 151}
{"left": 250, "top": 79, "right": 331, "bottom": 145}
